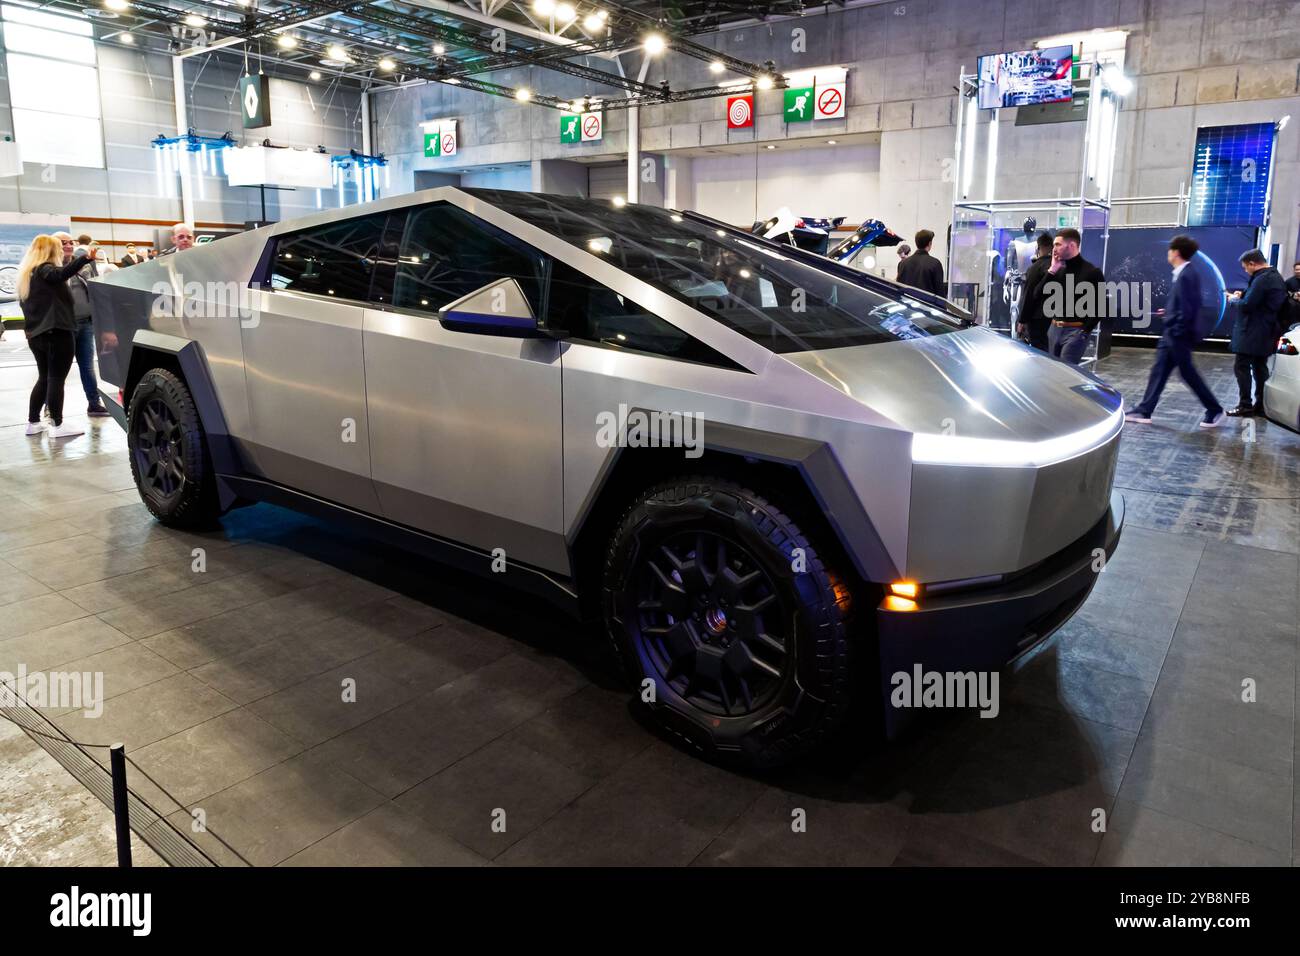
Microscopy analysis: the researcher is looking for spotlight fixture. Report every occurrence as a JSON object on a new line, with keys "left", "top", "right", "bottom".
{"left": 277, "top": 34, "right": 298, "bottom": 49}
{"left": 533, "top": 0, "right": 555, "bottom": 15}
{"left": 582, "top": 11, "right": 606, "bottom": 31}
{"left": 104, "top": 0, "right": 128, "bottom": 11}
{"left": 643, "top": 33, "right": 667, "bottom": 56}
{"left": 184, "top": 13, "right": 205, "bottom": 27}
{"left": 515, "top": 87, "right": 532, "bottom": 102}
{"left": 120, "top": 32, "right": 134, "bottom": 44}
{"left": 709, "top": 60, "right": 724, "bottom": 74}
{"left": 326, "top": 43, "right": 349, "bottom": 62}
{"left": 378, "top": 57, "right": 396, "bottom": 71}
{"left": 555, "top": 2, "right": 577, "bottom": 22}
{"left": 433, "top": 43, "right": 445, "bottom": 55}
{"left": 310, "top": 70, "right": 321, "bottom": 80}
{"left": 756, "top": 74, "right": 774, "bottom": 90}
{"left": 765, "top": 144, "right": 776, "bottom": 150}
{"left": 826, "top": 139, "right": 837, "bottom": 144}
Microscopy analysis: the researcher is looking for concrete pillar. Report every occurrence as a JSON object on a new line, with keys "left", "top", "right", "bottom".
{"left": 627, "top": 103, "right": 640, "bottom": 203}
{"left": 171, "top": 56, "right": 194, "bottom": 225}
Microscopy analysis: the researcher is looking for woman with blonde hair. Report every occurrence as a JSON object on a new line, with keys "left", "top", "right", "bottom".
{"left": 17, "top": 233, "right": 94, "bottom": 438}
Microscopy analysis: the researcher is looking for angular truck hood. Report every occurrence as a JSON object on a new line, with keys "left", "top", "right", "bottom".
{"left": 783, "top": 327, "right": 1122, "bottom": 443}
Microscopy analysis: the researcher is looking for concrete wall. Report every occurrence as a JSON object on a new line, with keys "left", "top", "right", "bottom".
{"left": 0, "top": 28, "right": 362, "bottom": 254}
{"left": 372, "top": 0, "right": 1300, "bottom": 273}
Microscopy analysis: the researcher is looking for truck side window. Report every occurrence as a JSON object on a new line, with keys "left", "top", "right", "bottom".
{"left": 394, "top": 203, "right": 545, "bottom": 315}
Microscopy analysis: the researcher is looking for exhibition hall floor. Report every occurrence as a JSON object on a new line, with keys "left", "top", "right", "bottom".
{"left": 1, "top": 338, "right": 1296, "bottom": 867}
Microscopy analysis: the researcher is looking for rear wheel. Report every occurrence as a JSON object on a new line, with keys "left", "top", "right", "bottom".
{"left": 127, "top": 368, "right": 223, "bottom": 528}
{"left": 602, "top": 476, "right": 854, "bottom": 768}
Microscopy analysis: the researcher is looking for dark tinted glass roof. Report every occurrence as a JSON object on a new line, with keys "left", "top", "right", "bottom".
{"left": 466, "top": 189, "right": 962, "bottom": 354}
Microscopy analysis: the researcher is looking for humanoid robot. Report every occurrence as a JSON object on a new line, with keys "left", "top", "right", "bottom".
{"left": 1003, "top": 217, "right": 1040, "bottom": 333}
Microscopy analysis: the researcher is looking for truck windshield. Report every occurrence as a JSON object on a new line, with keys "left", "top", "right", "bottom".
{"left": 466, "top": 189, "right": 961, "bottom": 354}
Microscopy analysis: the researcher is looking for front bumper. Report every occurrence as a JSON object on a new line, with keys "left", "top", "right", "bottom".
{"left": 875, "top": 491, "right": 1124, "bottom": 738}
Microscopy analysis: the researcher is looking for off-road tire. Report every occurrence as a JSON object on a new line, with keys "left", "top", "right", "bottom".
{"left": 602, "top": 475, "right": 854, "bottom": 768}
{"left": 127, "top": 368, "right": 223, "bottom": 529}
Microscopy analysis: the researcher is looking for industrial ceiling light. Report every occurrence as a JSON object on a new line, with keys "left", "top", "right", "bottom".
{"left": 515, "top": 87, "right": 532, "bottom": 102}
{"left": 309, "top": 70, "right": 321, "bottom": 80}
{"left": 184, "top": 13, "right": 205, "bottom": 27}
{"left": 277, "top": 34, "right": 298, "bottom": 49}
{"left": 555, "top": 2, "right": 577, "bottom": 22}
{"left": 643, "top": 33, "right": 667, "bottom": 56}
{"left": 326, "top": 43, "right": 348, "bottom": 62}
{"left": 756, "top": 74, "right": 774, "bottom": 90}
{"left": 433, "top": 43, "right": 445, "bottom": 55}
{"left": 120, "top": 32, "right": 134, "bottom": 44}
{"left": 104, "top": 0, "right": 128, "bottom": 11}
{"left": 378, "top": 57, "right": 396, "bottom": 71}
{"left": 533, "top": 0, "right": 555, "bottom": 16}
{"left": 709, "top": 60, "right": 725, "bottom": 74}
{"left": 582, "top": 10, "right": 606, "bottom": 31}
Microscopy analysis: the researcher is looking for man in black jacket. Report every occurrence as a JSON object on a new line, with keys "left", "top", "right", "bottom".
{"left": 895, "top": 229, "right": 945, "bottom": 296}
{"left": 1015, "top": 232, "right": 1054, "bottom": 351}
{"left": 1226, "top": 249, "right": 1288, "bottom": 416}
{"left": 1125, "top": 235, "right": 1224, "bottom": 428}
{"left": 1039, "top": 228, "right": 1105, "bottom": 365}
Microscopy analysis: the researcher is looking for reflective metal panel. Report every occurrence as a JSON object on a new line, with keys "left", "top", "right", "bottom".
{"left": 240, "top": 289, "right": 379, "bottom": 512}
{"left": 363, "top": 308, "right": 567, "bottom": 571}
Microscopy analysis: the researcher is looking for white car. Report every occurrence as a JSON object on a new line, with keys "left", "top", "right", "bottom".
{"left": 1263, "top": 323, "right": 1300, "bottom": 431}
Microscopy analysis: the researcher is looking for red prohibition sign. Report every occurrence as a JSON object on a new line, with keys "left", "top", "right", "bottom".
{"left": 583, "top": 114, "right": 601, "bottom": 137}
{"left": 442, "top": 133, "right": 455, "bottom": 152}
{"left": 817, "top": 87, "right": 842, "bottom": 115}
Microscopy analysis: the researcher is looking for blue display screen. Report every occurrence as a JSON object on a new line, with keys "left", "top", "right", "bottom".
{"left": 1189, "top": 123, "right": 1276, "bottom": 227}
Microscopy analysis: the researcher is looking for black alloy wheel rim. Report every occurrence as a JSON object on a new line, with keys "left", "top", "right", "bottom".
{"left": 633, "top": 530, "right": 791, "bottom": 717}
{"left": 134, "top": 398, "right": 186, "bottom": 500}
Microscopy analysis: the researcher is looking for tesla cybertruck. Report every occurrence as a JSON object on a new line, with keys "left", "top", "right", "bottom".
{"left": 90, "top": 188, "right": 1124, "bottom": 767}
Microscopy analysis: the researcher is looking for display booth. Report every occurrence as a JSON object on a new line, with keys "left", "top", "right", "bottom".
{"left": 947, "top": 47, "right": 1130, "bottom": 364}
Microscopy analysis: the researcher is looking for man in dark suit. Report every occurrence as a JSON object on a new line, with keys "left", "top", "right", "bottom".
{"left": 1038, "top": 228, "right": 1106, "bottom": 365}
{"left": 1015, "top": 232, "right": 1054, "bottom": 351}
{"left": 895, "top": 229, "right": 945, "bottom": 296}
{"left": 119, "top": 243, "right": 143, "bottom": 267}
{"left": 1226, "top": 249, "right": 1288, "bottom": 416}
{"left": 1125, "top": 235, "right": 1224, "bottom": 428}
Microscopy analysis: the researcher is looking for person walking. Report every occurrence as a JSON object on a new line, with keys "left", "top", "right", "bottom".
{"left": 16, "top": 235, "right": 92, "bottom": 439}
{"left": 1125, "top": 235, "right": 1224, "bottom": 428}
{"left": 1039, "top": 228, "right": 1106, "bottom": 365}
{"left": 1226, "top": 249, "right": 1288, "bottom": 416}
{"left": 53, "top": 232, "right": 110, "bottom": 418}
{"left": 895, "top": 229, "right": 945, "bottom": 296}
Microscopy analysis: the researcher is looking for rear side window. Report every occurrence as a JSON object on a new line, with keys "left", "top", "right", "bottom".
{"left": 268, "top": 212, "right": 390, "bottom": 302}
{"left": 393, "top": 202, "right": 545, "bottom": 314}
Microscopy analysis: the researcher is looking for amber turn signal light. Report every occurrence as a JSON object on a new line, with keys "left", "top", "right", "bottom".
{"left": 889, "top": 581, "right": 920, "bottom": 599}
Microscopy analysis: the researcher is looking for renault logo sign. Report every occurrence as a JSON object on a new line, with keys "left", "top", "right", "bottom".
{"left": 239, "top": 75, "right": 271, "bottom": 129}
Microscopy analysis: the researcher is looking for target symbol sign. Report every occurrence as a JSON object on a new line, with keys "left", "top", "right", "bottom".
{"left": 815, "top": 84, "right": 845, "bottom": 119}
{"left": 581, "top": 113, "right": 603, "bottom": 141}
{"left": 727, "top": 94, "right": 754, "bottom": 128}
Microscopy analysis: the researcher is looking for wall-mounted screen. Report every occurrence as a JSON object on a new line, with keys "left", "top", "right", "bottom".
{"left": 977, "top": 45, "right": 1074, "bottom": 110}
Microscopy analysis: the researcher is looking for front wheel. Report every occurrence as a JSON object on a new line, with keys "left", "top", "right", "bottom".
{"left": 602, "top": 476, "right": 854, "bottom": 768}
{"left": 127, "top": 368, "right": 223, "bottom": 528}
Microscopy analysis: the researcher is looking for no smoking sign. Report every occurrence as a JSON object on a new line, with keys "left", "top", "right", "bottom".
{"left": 581, "top": 112, "right": 603, "bottom": 142}
{"left": 815, "top": 82, "right": 845, "bottom": 119}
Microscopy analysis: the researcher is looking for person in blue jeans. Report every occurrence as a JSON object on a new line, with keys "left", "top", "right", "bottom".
{"left": 1125, "top": 235, "right": 1224, "bottom": 429}
{"left": 54, "top": 232, "right": 110, "bottom": 418}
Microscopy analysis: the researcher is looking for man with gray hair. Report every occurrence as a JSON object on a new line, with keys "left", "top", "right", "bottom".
{"left": 52, "top": 232, "right": 110, "bottom": 418}
{"left": 168, "top": 222, "right": 195, "bottom": 253}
